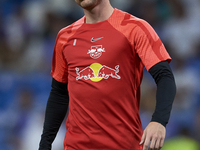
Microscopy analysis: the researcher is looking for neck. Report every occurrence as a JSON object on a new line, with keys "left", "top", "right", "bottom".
{"left": 83, "top": 1, "right": 114, "bottom": 24}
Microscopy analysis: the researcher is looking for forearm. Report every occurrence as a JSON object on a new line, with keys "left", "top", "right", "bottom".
{"left": 149, "top": 61, "right": 176, "bottom": 127}
{"left": 151, "top": 75, "right": 176, "bottom": 126}
{"left": 39, "top": 78, "right": 69, "bottom": 150}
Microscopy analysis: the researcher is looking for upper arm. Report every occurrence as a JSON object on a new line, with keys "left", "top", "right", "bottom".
{"left": 134, "top": 20, "right": 171, "bottom": 71}
{"left": 51, "top": 31, "right": 68, "bottom": 83}
{"left": 149, "top": 61, "right": 175, "bottom": 85}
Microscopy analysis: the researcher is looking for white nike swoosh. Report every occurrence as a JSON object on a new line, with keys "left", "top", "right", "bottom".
{"left": 91, "top": 37, "right": 104, "bottom": 42}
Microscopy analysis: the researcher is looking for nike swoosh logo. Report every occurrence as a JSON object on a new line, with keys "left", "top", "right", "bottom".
{"left": 91, "top": 37, "right": 104, "bottom": 42}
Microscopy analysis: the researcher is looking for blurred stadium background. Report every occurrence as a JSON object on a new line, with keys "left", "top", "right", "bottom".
{"left": 0, "top": 0, "right": 200, "bottom": 150}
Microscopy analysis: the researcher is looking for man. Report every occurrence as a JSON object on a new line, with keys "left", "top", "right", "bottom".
{"left": 39, "top": 0, "right": 176, "bottom": 150}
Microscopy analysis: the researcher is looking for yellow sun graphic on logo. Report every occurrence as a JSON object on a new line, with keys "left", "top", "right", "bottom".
{"left": 90, "top": 63, "right": 103, "bottom": 82}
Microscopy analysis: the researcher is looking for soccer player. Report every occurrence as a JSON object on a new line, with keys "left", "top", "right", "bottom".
{"left": 39, "top": 0, "right": 176, "bottom": 150}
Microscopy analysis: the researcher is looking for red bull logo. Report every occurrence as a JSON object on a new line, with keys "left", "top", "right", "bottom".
{"left": 87, "top": 45, "right": 105, "bottom": 59}
{"left": 75, "top": 63, "right": 121, "bottom": 82}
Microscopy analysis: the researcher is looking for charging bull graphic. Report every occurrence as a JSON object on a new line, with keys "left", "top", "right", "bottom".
{"left": 75, "top": 63, "right": 121, "bottom": 82}
{"left": 75, "top": 66, "right": 95, "bottom": 80}
{"left": 98, "top": 65, "right": 120, "bottom": 79}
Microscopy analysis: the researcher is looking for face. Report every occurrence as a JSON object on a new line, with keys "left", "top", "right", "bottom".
{"left": 75, "top": 0, "right": 102, "bottom": 10}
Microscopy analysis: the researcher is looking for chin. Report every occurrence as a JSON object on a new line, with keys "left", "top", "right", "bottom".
{"left": 76, "top": 0, "right": 100, "bottom": 10}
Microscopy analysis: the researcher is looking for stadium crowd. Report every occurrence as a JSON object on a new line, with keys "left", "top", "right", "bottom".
{"left": 0, "top": 0, "right": 200, "bottom": 149}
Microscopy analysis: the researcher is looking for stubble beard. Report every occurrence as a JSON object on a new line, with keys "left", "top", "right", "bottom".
{"left": 76, "top": 0, "right": 101, "bottom": 10}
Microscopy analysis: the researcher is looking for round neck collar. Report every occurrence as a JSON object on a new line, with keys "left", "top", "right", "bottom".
{"left": 82, "top": 8, "right": 117, "bottom": 26}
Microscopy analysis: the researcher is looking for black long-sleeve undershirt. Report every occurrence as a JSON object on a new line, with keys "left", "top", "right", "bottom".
{"left": 39, "top": 79, "right": 69, "bottom": 150}
{"left": 38, "top": 61, "right": 176, "bottom": 150}
{"left": 149, "top": 61, "right": 176, "bottom": 127}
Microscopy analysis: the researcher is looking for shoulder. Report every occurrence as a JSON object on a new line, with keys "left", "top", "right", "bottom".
{"left": 56, "top": 17, "right": 85, "bottom": 41}
{"left": 109, "top": 9, "right": 154, "bottom": 39}
{"left": 110, "top": 9, "right": 149, "bottom": 27}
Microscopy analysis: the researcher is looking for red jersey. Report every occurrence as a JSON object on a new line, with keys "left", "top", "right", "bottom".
{"left": 51, "top": 9, "right": 171, "bottom": 150}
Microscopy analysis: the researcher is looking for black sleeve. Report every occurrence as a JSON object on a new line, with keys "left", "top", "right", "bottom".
{"left": 149, "top": 61, "right": 176, "bottom": 127}
{"left": 39, "top": 78, "right": 69, "bottom": 150}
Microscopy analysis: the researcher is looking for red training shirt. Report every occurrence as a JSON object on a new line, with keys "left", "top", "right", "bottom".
{"left": 51, "top": 8, "right": 171, "bottom": 150}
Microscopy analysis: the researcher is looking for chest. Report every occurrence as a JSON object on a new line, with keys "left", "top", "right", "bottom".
{"left": 63, "top": 26, "right": 134, "bottom": 68}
